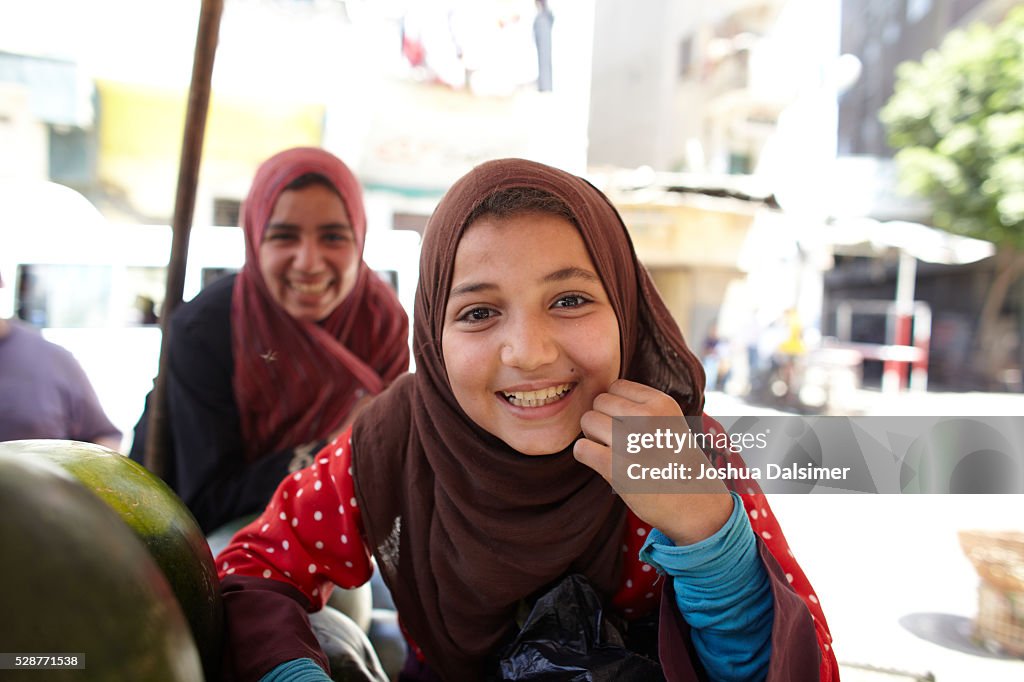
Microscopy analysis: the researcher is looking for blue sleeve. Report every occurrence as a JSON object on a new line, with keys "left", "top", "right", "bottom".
{"left": 259, "top": 657, "right": 331, "bottom": 682}
{"left": 639, "top": 492, "right": 773, "bottom": 682}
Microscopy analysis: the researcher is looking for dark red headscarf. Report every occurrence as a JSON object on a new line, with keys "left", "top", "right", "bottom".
{"left": 352, "top": 158, "right": 705, "bottom": 680}
{"left": 232, "top": 147, "right": 409, "bottom": 460}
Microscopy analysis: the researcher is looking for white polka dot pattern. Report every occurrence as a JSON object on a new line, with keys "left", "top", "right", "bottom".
{"left": 214, "top": 426, "right": 373, "bottom": 608}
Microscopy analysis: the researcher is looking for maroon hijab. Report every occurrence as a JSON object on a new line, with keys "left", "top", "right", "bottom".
{"left": 231, "top": 147, "right": 409, "bottom": 460}
{"left": 352, "top": 158, "right": 705, "bottom": 680}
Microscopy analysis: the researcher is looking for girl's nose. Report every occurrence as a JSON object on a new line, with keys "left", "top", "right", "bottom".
{"left": 500, "top": 315, "right": 558, "bottom": 371}
{"left": 292, "top": 236, "right": 322, "bottom": 271}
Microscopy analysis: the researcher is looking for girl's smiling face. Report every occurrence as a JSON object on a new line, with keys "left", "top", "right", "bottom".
{"left": 442, "top": 211, "right": 621, "bottom": 456}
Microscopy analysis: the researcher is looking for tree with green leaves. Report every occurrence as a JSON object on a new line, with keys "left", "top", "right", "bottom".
{"left": 881, "top": 7, "right": 1024, "bottom": 387}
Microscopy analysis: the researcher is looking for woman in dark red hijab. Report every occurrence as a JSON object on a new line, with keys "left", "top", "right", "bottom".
{"left": 130, "top": 148, "right": 409, "bottom": 533}
{"left": 217, "top": 158, "right": 837, "bottom": 681}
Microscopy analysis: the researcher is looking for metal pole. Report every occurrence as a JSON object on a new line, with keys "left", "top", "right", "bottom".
{"left": 144, "top": 0, "right": 224, "bottom": 476}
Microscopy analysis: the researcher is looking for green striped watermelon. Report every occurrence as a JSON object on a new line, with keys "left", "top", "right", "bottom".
{"left": 0, "top": 452, "right": 203, "bottom": 680}
{"left": 0, "top": 440, "right": 223, "bottom": 680}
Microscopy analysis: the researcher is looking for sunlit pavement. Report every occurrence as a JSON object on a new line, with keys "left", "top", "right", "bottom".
{"left": 773, "top": 495, "right": 1023, "bottom": 681}
{"left": 705, "top": 387, "right": 1024, "bottom": 417}
{"left": 833, "top": 387, "right": 1024, "bottom": 418}
{"left": 704, "top": 389, "right": 1024, "bottom": 680}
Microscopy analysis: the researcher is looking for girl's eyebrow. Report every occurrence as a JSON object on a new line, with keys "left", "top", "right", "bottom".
{"left": 449, "top": 281, "right": 497, "bottom": 298}
{"left": 266, "top": 222, "right": 299, "bottom": 232}
{"left": 543, "top": 266, "right": 600, "bottom": 284}
{"left": 449, "top": 267, "right": 599, "bottom": 299}
{"left": 266, "top": 222, "right": 352, "bottom": 232}
{"left": 318, "top": 223, "right": 353, "bottom": 233}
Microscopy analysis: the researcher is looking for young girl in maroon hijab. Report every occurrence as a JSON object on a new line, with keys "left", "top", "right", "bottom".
{"left": 130, "top": 148, "right": 409, "bottom": 534}
{"left": 217, "top": 159, "right": 838, "bottom": 681}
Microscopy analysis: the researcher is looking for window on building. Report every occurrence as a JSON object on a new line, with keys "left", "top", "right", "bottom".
{"left": 49, "top": 125, "right": 97, "bottom": 188}
{"left": 392, "top": 212, "right": 430, "bottom": 235}
{"left": 678, "top": 36, "right": 695, "bottom": 78}
{"left": 18, "top": 264, "right": 108, "bottom": 327}
{"left": 728, "top": 153, "right": 752, "bottom": 175}
{"left": 375, "top": 269, "right": 399, "bottom": 293}
{"left": 213, "top": 198, "right": 241, "bottom": 227}
{"left": 200, "top": 267, "right": 238, "bottom": 291}
{"left": 906, "top": 0, "right": 933, "bottom": 23}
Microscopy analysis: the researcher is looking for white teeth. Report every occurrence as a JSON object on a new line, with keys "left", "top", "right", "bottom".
{"left": 290, "top": 281, "right": 329, "bottom": 294}
{"left": 502, "top": 383, "right": 573, "bottom": 408}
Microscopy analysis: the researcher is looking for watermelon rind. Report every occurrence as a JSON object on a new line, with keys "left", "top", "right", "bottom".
{"left": 0, "top": 452, "right": 203, "bottom": 681}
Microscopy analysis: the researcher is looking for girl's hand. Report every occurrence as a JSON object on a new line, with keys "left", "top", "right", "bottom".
{"left": 574, "top": 379, "right": 733, "bottom": 546}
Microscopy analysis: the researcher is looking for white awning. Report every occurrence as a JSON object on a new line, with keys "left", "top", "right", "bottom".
{"left": 822, "top": 217, "right": 995, "bottom": 265}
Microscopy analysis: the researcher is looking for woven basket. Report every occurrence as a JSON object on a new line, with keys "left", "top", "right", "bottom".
{"left": 959, "top": 530, "right": 1024, "bottom": 657}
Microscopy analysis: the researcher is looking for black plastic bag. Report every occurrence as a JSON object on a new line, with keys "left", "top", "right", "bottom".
{"left": 495, "top": 574, "right": 664, "bottom": 681}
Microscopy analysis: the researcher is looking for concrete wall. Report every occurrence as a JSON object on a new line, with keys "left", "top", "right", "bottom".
{"left": 588, "top": 0, "right": 676, "bottom": 169}
{"left": 0, "top": 84, "right": 48, "bottom": 182}
{"left": 616, "top": 196, "right": 757, "bottom": 342}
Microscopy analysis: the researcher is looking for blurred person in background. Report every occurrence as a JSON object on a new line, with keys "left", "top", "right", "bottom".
{"left": 130, "top": 147, "right": 409, "bottom": 534}
{"left": 700, "top": 319, "right": 731, "bottom": 391}
{"left": 774, "top": 307, "right": 807, "bottom": 398}
{"left": 534, "top": 0, "right": 554, "bottom": 91}
{"left": 133, "top": 294, "right": 159, "bottom": 325}
{"left": 0, "top": 269, "right": 122, "bottom": 449}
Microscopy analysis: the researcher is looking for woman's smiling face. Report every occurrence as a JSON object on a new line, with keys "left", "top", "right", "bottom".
{"left": 441, "top": 211, "right": 621, "bottom": 455}
{"left": 258, "top": 183, "right": 359, "bottom": 322}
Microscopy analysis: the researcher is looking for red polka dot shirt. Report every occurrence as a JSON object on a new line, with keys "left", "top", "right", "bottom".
{"left": 217, "top": 416, "right": 837, "bottom": 680}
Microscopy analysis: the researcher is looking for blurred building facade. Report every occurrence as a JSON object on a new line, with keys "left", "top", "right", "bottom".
{"left": 837, "top": 0, "right": 1015, "bottom": 158}
{"left": 831, "top": 0, "right": 1016, "bottom": 222}
{"left": 0, "top": 52, "right": 90, "bottom": 183}
{"left": 587, "top": 0, "right": 842, "bottom": 393}
{"left": 588, "top": 0, "right": 838, "bottom": 177}
{"left": 828, "top": 0, "right": 1022, "bottom": 390}
{"left": 586, "top": 0, "right": 1022, "bottom": 393}
{"left": 593, "top": 170, "right": 775, "bottom": 347}
{"left": 6, "top": 0, "right": 1020, "bottom": 395}
{"left": 1, "top": 0, "right": 595, "bottom": 261}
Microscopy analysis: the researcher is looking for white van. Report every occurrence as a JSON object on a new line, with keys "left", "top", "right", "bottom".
{"left": 1, "top": 181, "right": 420, "bottom": 449}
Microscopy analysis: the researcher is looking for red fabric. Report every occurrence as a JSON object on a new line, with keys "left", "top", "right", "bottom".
{"left": 218, "top": 423, "right": 838, "bottom": 680}
{"left": 218, "top": 429, "right": 371, "bottom": 606}
{"left": 220, "top": 575, "right": 330, "bottom": 681}
{"left": 230, "top": 147, "right": 409, "bottom": 460}
{"left": 402, "top": 34, "right": 426, "bottom": 67}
